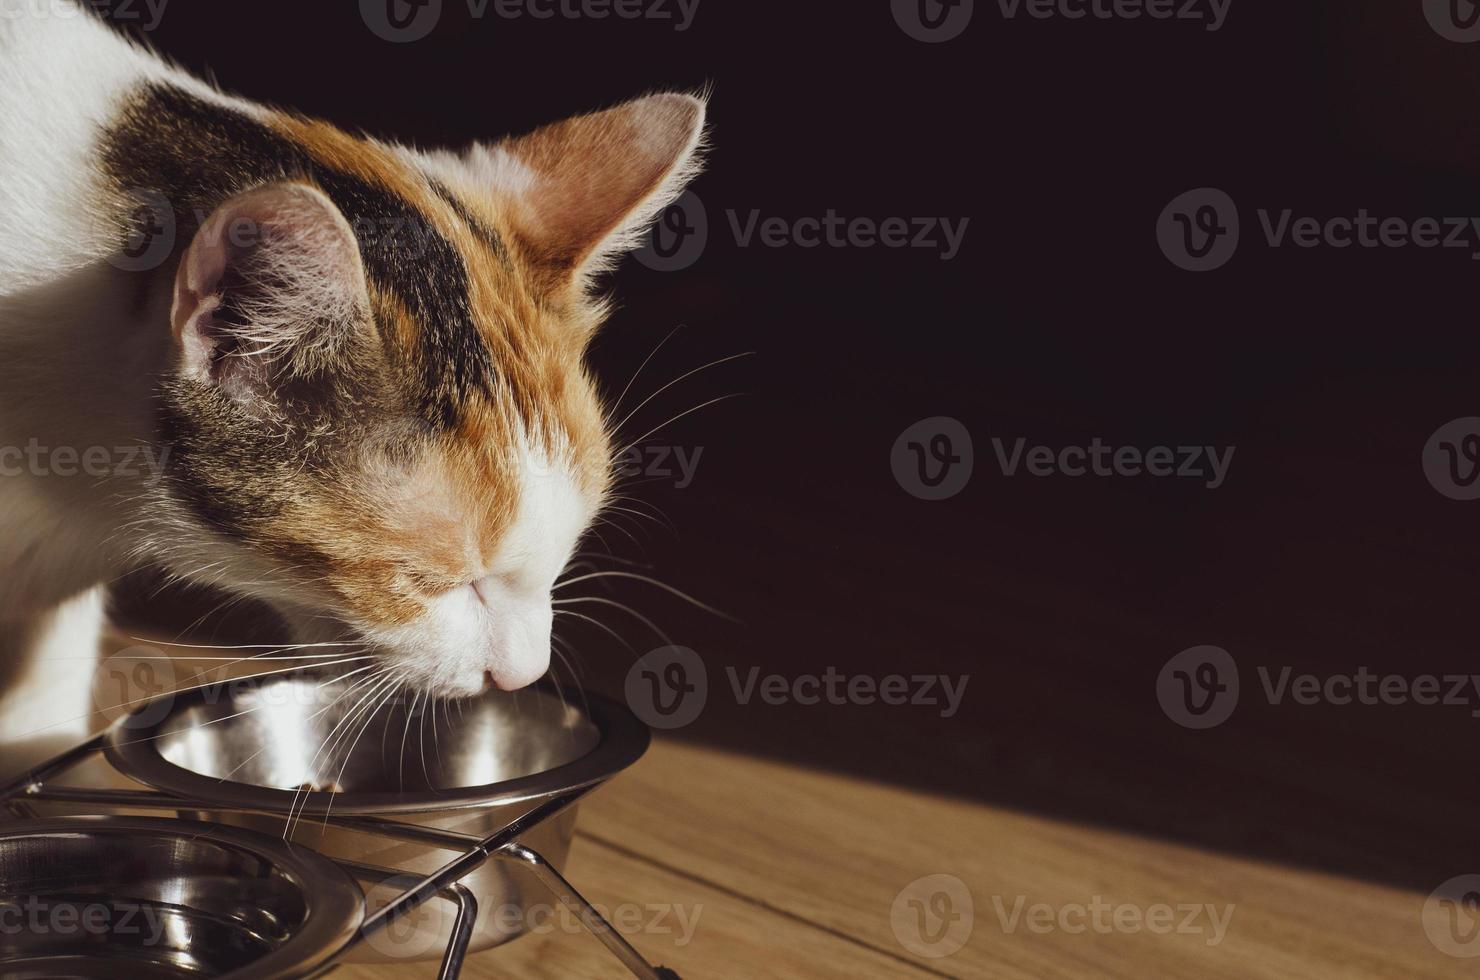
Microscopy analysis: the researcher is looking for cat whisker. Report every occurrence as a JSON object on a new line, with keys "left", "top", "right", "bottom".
{"left": 418, "top": 688, "right": 432, "bottom": 790}
{"left": 609, "top": 323, "right": 684, "bottom": 418}
{"left": 101, "top": 654, "right": 366, "bottom": 662}
{"left": 133, "top": 638, "right": 362, "bottom": 650}
{"left": 617, "top": 393, "right": 747, "bottom": 457}
{"left": 552, "top": 608, "right": 636, "bottom": 654}
{"left": 554, "top": 570, "right": 737, "bottom": 621}
{"left": 399, "top": 690, "right": 421, "bottom": 793}
{"left": 609, "top": 350, "right": 754, "bottom": 437}
{"left": 166, "top": 650, "right": 375, "bottom": 702}
{"left": 216, "top": 662, "right": 384, "bottom": 784}
{"left": 572, "top": 551, "right": 655, "bottom": 570}
{"left": 4, "top": 653, "right": 376, "bottom": 745}
{"left": 319, "top": 672, "right": 402, "bottom": 833}
{"left": 551, "top": 596, "right": 672, "bottom": 646}
{"left": 285, "top": 668, "right": 396, "bottom": 839}
{"left": 603, "top": 504, "right": 674, "bottom": 531}
{"left": 591, "top": 516, "right": 643, "bottom": 549}
{"left": 549, "top": 640, "right": 592, "bottom": 725}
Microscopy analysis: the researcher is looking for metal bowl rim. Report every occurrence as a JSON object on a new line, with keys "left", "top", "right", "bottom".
{"left": 103, "top": 680, "right": 651, "bottom": 815}
{"left": 0, "top": 814, "right": 365, "bottom": 980}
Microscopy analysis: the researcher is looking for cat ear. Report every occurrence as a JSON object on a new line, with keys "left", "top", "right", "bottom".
{"left": 476, "top": 92, "right": 707, "bottom": 285}
{"left": 170, "top": 182, "right": 370, "bottom": 408}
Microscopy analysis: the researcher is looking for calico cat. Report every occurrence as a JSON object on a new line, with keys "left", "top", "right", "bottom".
{"left": 0, "top": 2, "right": 705, "bottom": 777}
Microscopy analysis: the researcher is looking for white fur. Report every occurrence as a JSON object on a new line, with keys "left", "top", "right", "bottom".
{"left": 367, "top": 443, "right": 591, "bottom": 695}
{"left": 0, "top": 587, "right": 104, "bottom": 781}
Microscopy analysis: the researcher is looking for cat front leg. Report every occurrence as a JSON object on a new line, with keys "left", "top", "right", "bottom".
{"left": 0, "top": 586, "right": 105, "bottom": 783}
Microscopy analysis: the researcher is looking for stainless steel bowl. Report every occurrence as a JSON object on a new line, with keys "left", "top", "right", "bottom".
{"left": 104, "top": 675, "right": 649, "bottom": 962}
{"left": 0, "top": 815, "right": 363, "bottom": 979}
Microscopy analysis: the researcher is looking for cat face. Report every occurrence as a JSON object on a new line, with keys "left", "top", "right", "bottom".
{"left": 140, "top": 92, "right": 705, "bottom": 696}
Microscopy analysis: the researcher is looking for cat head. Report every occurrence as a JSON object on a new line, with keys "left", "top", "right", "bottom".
{"left": 150, "top": 92, "right": 705, "bottom": 696}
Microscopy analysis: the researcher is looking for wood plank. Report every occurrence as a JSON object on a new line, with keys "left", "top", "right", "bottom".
{"left": 579, "top": 739, "right": 1475, "bottom": 979}
{"left": 332, "top": 833, "right": 920, "bottom": 979}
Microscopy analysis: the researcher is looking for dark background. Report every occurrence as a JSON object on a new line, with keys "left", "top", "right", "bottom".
{"left": 105, "top": 0, "right": 1480, "bottom": 899}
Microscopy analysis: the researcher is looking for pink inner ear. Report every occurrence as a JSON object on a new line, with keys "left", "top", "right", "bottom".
{"left": 494, "top": 93, "right": 706, "bottom": 274}
{"left": 169, "top": 182, "right": 368, "bottom": 394}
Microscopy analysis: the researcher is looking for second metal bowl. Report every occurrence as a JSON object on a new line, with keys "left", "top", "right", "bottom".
{"left": 0, "top": 815, "right": 363, "bottom": 979}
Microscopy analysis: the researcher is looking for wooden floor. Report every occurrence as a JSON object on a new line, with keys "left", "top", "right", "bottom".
{"left": 332, "top": 738, "right": 1473, "bottom": 980}
{"left": 24, "top": 628, "right": 1476, "bottom": 980}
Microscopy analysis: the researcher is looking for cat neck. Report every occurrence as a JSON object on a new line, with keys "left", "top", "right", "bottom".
{"left": 0, "top": 258, "right": 175, "bottom": 608}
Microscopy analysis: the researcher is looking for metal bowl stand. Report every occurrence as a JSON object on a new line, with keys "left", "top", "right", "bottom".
{"left": 0, "top": 731, "right": 682, "bottom": 980}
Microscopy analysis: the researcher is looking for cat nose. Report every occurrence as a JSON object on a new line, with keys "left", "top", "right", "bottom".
{"left": 467, "top": 578, "right": 551, "bottom": 691}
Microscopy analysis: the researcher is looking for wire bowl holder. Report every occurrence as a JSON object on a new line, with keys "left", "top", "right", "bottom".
{"left": 0, "top": 673, "right": 681, "bottom": 980}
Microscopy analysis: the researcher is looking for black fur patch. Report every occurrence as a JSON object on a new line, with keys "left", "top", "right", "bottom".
{"left": 100, "top": 83, "right": 494, "bottom": 428}
{"left": 430, "top": 177, "right": 509, "bottom": 263}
